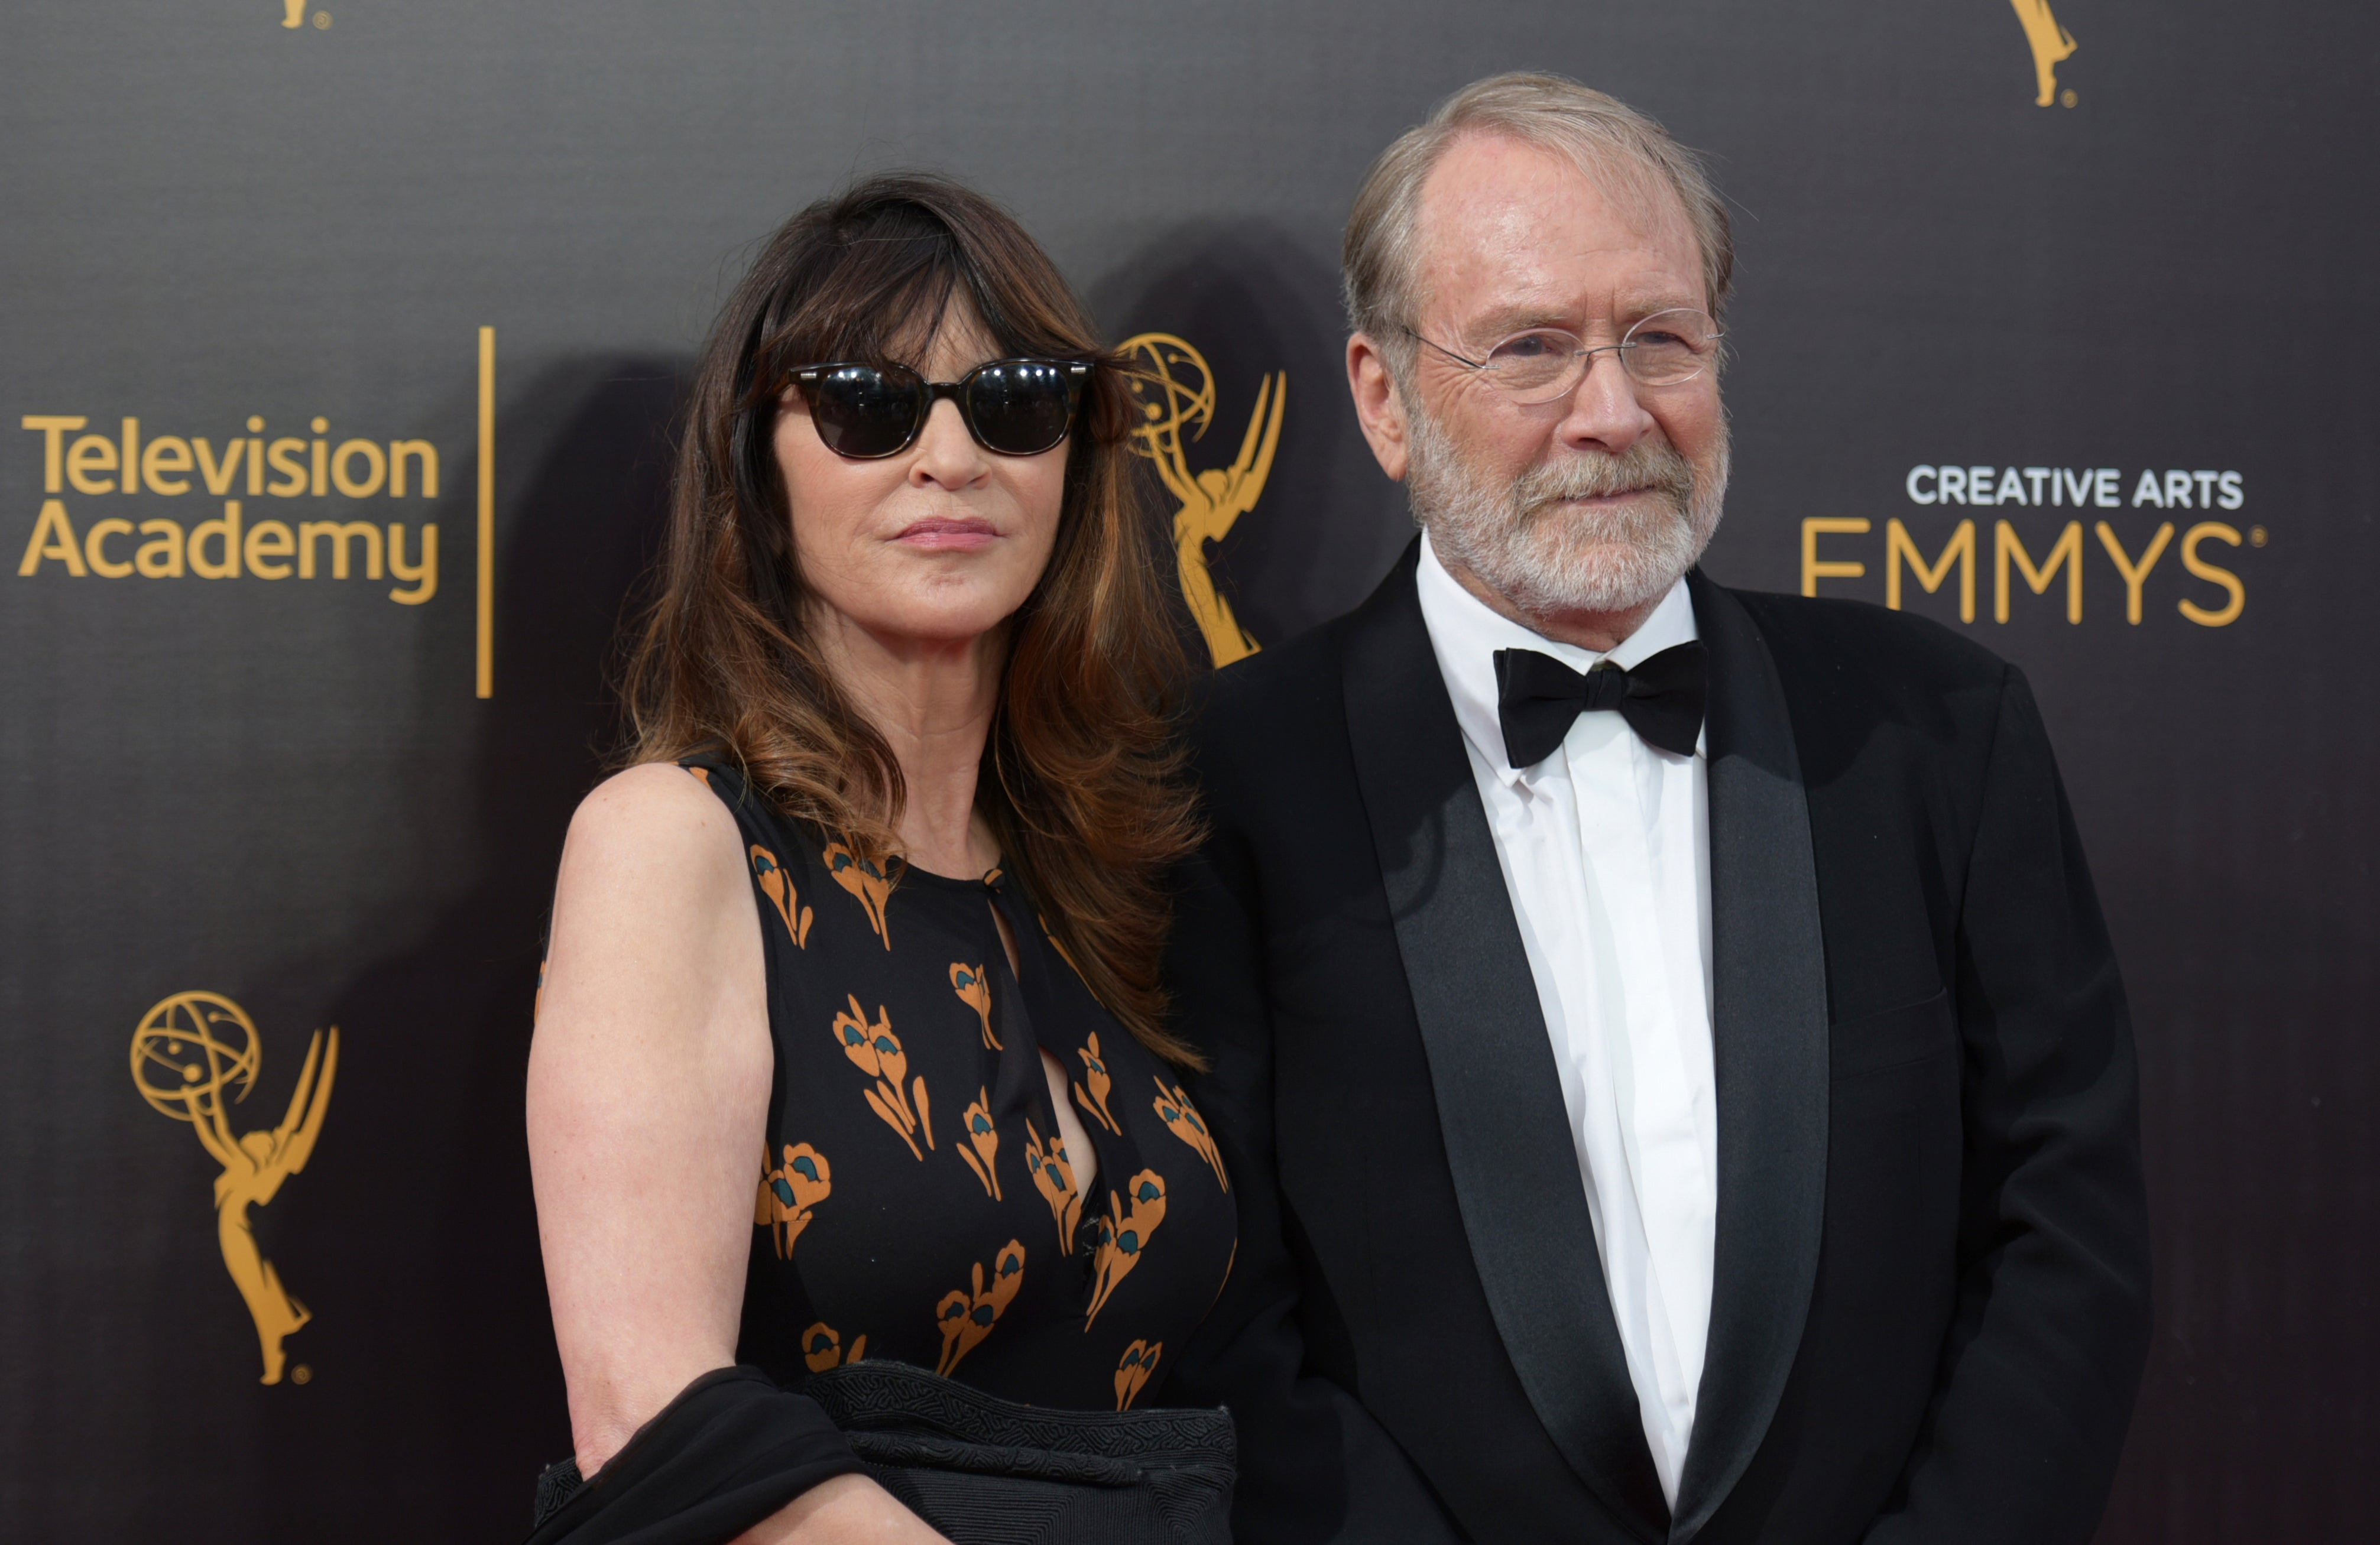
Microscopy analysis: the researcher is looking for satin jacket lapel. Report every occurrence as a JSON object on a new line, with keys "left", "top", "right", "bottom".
{"left": 1340, "top": 543, "right": 1669, "bottom": 1538}
{"left": 1668, "top": 573, "right": 1831, "bottom": 1543}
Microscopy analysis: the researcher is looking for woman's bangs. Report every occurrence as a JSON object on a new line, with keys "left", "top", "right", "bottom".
{"left": 762, "top": 236, "right": 1020, "bottom": 384}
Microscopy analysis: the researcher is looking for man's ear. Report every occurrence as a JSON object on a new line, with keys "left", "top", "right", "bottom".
{"left": 1346, "top": 333, "right": 1411, "bottom": 482}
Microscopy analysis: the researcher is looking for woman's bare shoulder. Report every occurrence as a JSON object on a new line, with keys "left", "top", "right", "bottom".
{"left": 540, "top": 762, "right": 763, "bottom": 1054}
{"left": 565, "top": 763, "right": 740, "bottom": 868}
{"left": 575, "top": 759, "right": 730, "bottom": 828}
{"left": 555, "top": 757, "right": 747, "bottom": 914}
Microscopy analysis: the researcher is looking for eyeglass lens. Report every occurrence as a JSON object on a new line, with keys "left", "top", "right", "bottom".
{"left": 965, "top": 361, "right": 1076, "bottom": 456}
{"left": 805, "top": 365, "right": 921, "bottom": 458}
{"left": 799, "top": 360, "right": 1081, "bottom": 459}
{"left": 1478, "top": 307, "right": 1718, "bottom": 401}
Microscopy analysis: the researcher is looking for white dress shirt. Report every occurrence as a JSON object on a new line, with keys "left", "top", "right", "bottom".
{"left": 1414, "top": 532, "right": 1718, "bottom": 1505}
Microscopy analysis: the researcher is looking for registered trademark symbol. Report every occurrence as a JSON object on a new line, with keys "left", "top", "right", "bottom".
{"left": 314, "top": 11, "right": 331, "bottom": 27}
{"left": 291, "top": 1364, "right": 313, "bottom": 1384}
{"left": 2249, "top": 526, "right": 2268, "bottom": 547}
{"left": 2060, "top": 89, "right": 2078, "bottom": 108}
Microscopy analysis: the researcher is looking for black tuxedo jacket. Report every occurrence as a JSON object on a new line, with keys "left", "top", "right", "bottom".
{"left": 1161, "top": 545, "right": 2150, "bottom": 1545}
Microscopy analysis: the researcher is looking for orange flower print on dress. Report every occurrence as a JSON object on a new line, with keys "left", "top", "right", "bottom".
{"left": 1072, "top": 1033, "right": 1122, "bottom": 1136}
{"left": 831, "top": 995, "right": 933, "bottom": 1160}
{"left": 1023, "top": 1118, "right": 1082, "bottom": 1248}
{"left": 802, "top": 1321, "right": 866, "bottom": 1374}
{"left": 934, "top": 1239, "right": 1026, "bottom": 1377}
{"left": 1114, "top": 1339, "right": 1163, "bottom": 1411}
{"left": 821, "top": 842, "right": 893, "bottom": 948}
{"left": 750, "top": 845, "right": 814, "bottom": 949}
{"left": 1085, "top": 1170, "right": 1167, "bottom": 1328}
{"left": 685, "top": 765, "right": 712, "bottom": 790}
{"left": 956, "top": 1086, "right": 1002, "bottom": 1200}
{"left": 949, "top": 962, "right": 997, "bottom": 1050}
{"left": 1037, "top": 913, "right": 1086, "bottom": 982}
{"left": 754, "top": 1141, "right": 831, "bottom": 1259}
{"left": 1152, "top": 1078, "right": 1228, "bottom": 1192}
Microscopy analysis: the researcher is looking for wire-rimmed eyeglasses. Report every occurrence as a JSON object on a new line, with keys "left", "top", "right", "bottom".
{"left": 1405, "top": 307, "right": 1722, "bottom": 401}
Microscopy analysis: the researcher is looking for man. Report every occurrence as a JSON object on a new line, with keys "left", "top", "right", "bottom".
{"left": 1162, "top": 74, "right": 2150, "bottom": 1544}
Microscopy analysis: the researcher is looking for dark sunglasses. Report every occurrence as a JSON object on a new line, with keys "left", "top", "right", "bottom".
{"left": 787, "top": 357, "right": 1090, "bottom": 459}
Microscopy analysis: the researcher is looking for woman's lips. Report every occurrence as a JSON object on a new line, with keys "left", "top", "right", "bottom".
{"left": 894, "top": 516, "right": 1000, "bottom": 551}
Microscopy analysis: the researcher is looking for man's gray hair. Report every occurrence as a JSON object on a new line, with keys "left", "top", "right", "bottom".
{"left": 1342, "top": 73, "right": 1734, "bottom": 366}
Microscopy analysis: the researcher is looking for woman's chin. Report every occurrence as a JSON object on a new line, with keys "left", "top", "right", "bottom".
{"left": 840, "top": 596, "right": 1021, "bottom": 651}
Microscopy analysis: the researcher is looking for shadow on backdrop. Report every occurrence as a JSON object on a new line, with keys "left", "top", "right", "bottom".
{"left": 259, "top": 358, "right": 692, "bottom": 1542}
{"left": 1091, "top": 220, "right": 1409, "bottom": 656}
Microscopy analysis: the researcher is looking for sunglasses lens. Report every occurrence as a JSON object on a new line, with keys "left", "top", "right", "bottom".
{"left": 806, "top": 365, "right": 920, "bottom": 458}
{"left": 965, "top": 361, "right": 1078, "bottom": 456}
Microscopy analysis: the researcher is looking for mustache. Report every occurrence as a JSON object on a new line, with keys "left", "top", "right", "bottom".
{"left": 1513, "top": 440, "right": 1697, "bottom": 517}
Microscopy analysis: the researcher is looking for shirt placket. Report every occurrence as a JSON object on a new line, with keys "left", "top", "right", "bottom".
{"left": 1567, "top": 716, "right": 1714, "bottom": 1486}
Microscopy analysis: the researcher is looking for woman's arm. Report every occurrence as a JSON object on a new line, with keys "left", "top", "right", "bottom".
{"left": 531, "top": 762, "right": 772, "bottom": 1473}
{"left": 527, "top": 763, "right": 942, "bottom": 1542}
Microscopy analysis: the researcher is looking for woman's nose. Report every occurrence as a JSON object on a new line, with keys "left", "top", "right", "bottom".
{"left": 908, "top": 397, "right": 988, "bottom": 487}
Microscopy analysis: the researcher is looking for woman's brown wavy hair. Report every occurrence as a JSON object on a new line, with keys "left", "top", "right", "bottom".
{"left": 623, "top": 172, "right": 1204, "bottom": 1066}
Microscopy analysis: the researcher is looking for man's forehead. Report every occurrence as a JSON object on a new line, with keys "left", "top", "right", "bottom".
{"left": 1411, "top": 132, "right": 1703, "bottom": 326}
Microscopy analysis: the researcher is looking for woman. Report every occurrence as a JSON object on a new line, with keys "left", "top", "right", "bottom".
{"left": 526, "top": 174, "right": 1235, "bottom": 1544}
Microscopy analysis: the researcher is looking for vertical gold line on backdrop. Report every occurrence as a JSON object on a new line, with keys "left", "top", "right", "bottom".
{"left": 476, "top": 326, "right": 495, "bottom": 698}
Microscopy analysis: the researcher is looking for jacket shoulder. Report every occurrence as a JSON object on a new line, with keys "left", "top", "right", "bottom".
{"left": 1178, "top": 616, "right": 1371, "bottom": 833}
{"left": 1715, "top": 583, "right": 2025, "bottom": 773}
{"left": 1723, "top": 584, "right": 2014, "bottom": 699}
{"left": 1188, "top": 618, "right": 1347, "bottom": 749}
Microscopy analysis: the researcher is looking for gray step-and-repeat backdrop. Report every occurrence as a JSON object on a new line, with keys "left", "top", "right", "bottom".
{"left": 5, "top": 3, "right": 2371, "bottom": 1538}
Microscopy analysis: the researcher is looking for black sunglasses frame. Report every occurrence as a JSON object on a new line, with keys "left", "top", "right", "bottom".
{"left": 788, "top": 357, "right": 1092, "bottom": 460}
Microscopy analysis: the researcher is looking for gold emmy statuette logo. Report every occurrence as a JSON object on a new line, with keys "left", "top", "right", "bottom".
{"left": 131, "top": 991, "right": 339, "bottom": 1385}
{"left": 2009, "top": 0, "right": 2078, "bottom": 106}
{"left": 1119, "top": 335, "right": 1285, "bottom": 668}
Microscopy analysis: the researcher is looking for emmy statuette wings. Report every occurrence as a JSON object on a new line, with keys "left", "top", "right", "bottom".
{"left": 1120, "top": 333, "right": 1285, "bottom": 668}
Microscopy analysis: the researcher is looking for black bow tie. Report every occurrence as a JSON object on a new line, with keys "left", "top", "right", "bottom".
{"left": 1493, "top": 641, "right": 1708, "bottom": 768}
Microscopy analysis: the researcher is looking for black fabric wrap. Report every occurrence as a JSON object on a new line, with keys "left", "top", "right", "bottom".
{"left": 527, "top": 1362, "right": 1234, "bottom": 1544}
{"left": 806, "top": 1361, "right": 1235, "bottom": 1544}
{"left": 526, "top": 1365, "right": 861, "bottom": 1545}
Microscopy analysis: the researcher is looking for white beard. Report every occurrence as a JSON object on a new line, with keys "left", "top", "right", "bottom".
{"left": 1405, "top": 401, "right": 1730, "bottom": 619}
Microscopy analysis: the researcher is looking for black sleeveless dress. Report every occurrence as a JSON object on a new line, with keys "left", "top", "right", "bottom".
{"left": 685, "top": 757, "right": 1236, "bottom": 1416}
